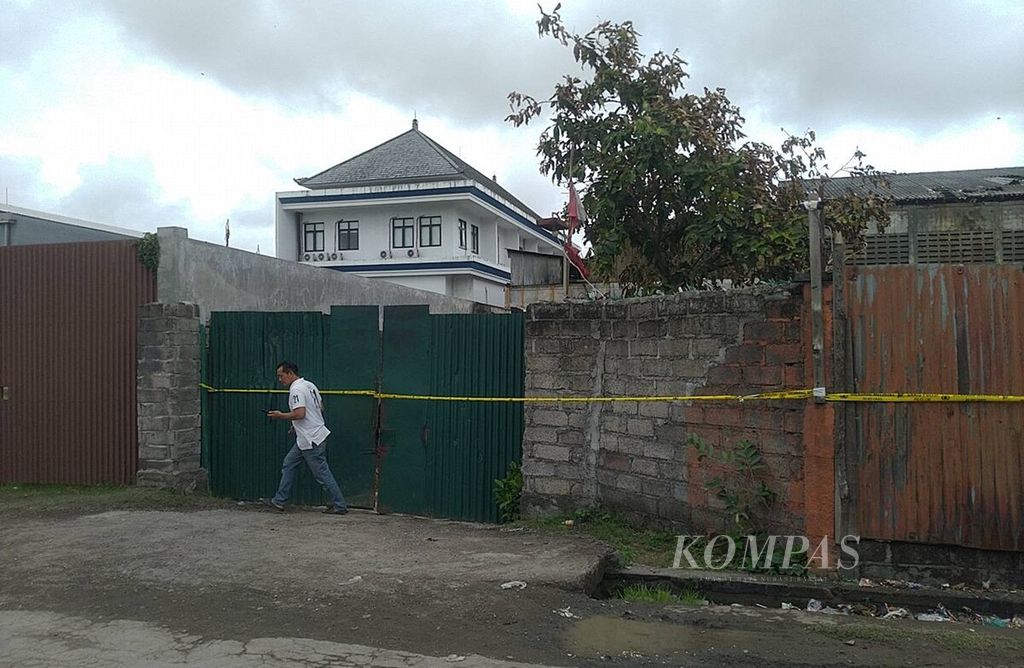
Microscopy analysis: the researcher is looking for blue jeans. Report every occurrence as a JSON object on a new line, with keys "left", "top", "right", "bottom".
{"left": 272, "top": 441, "right": 347, "bottom": 510}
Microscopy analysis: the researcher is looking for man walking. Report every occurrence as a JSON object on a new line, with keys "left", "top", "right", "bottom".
{"left": 263, "top": 361, "right": 348, "bottom": 515}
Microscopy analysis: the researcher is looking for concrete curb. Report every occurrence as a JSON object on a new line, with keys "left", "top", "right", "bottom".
{"left": 575, "top": 550, "right": 620, "bottom": 595}
{"left": 602, "top": 566, "right": 1024, "bottom": 617}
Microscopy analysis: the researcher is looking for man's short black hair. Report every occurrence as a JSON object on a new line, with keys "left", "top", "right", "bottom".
{"left": 277, "top": 361, "right": 299, "bottom": 376}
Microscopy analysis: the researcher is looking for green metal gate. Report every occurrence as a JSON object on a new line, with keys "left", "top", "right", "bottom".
{"left": 202, "top": 305, "right": 523, "bottom": 523}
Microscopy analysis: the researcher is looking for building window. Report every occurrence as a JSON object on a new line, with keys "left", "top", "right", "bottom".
{"left": 391, "top": 217, "right": 415, "bottom": 248}
{"left": 336, "top": 220, "right": 359, "bottom": 251}
{"left": 419, "top": 216, "right": 442, "bottom": 247}
{"left": 458, "top": 219, "right": 468, "bottom": 250}
{"left": 304, "top": 222, "right": 324, "bottom": 252}
{"left": 471, "top": 224, "right": 480, "bottom": 254}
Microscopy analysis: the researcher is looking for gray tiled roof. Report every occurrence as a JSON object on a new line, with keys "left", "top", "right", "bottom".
{"left": 815, "top": 166, "right": 1024, "bottom": 203}
{"left": 296, "top": 128, "right": 540, "bottom": 218}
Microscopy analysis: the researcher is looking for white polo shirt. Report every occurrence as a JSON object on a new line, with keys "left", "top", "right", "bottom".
{"left": 288, "top": 377, "right": 330, "bottom": 450}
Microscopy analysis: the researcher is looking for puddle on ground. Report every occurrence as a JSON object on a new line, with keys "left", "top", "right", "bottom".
{"left": 564, "top": 616, "right": 722, "bottom": 656}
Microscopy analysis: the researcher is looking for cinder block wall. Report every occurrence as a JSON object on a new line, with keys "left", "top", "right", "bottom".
{"left": 522, "top": 286, "right": 835, "bottom": 539}
{"left": 136, "top": 302, "right": 206, "bottom": 492}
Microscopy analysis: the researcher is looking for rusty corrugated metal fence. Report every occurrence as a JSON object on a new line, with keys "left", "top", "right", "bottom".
{"left": 845, "top": 265, "right": 1024, "bottom": 551}
{"left": 0, "top": 241, "right": 156, "bottom": 484}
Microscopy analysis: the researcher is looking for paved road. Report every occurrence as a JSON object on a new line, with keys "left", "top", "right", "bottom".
{"left": 0, "top": 610, "right": 551, "bottom": 668}
{"left": 2, "top": 501, "right": 1022, "bottom": 666}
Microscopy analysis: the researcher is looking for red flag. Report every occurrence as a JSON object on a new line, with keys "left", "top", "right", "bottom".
{"left": 564, "top": 242, "right": 590, "bottom": 279}
{"left": 567, "top": 182, "right": 587, "bottom": 236}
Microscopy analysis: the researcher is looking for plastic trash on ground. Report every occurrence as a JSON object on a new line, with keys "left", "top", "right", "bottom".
{"left": 983, "top": 616, "right": 1010, "bottom": 628}
{"left": 916, "top": 605, "right": 956, "bottom": 623}
{"left": 881, "top": 605, "right": 910, "bottom": 620}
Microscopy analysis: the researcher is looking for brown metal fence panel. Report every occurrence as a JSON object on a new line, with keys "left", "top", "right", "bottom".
{"left": 846, "top": 265, "right": 1024, "bottom": 551}
{"left": 0, "top": 241, "right": 156, "bottom": 484}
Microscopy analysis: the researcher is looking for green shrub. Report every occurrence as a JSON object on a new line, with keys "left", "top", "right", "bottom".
{"left": 493, "top": 461, "right": 523, "bottom": 522}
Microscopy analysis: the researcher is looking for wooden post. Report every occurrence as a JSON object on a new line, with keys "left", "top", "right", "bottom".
{"left": 805, "top": 197, "right": 825, "bottom": 403}
{"left": 831, "top": 229, "right": 855, "bottom": 541}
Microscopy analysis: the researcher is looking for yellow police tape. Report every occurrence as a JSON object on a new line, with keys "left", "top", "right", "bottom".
{"left": 827, "top": 392, "right": 1024, "bottom": 404}
{"left": 197, "top": 384, "right": 1024, "bottom": 404}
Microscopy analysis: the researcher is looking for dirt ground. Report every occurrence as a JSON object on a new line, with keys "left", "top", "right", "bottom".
{"left": 1, "top": 489, "right": 1022, "bottom": 667}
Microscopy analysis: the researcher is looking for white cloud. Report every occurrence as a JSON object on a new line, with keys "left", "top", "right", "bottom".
{"left": 821, "top": 117, "right": 1024, "bottom": 175}
{"left": 1, "top": 0, "right": 1022, "bottom": 255}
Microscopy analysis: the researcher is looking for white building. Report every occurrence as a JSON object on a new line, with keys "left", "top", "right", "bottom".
{"left": 275, "top": 121, "right": 564, "bottom": 307}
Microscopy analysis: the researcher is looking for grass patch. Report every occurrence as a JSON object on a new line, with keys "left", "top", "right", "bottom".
{"left": 0, "top": 484, "right": 234, "bottom": 517}
{"left": 812, "top": 622, "right": 911, "bottom": 645}
{"left": 813, "top": 622, "right": 1024, "bottom": 652}
{"left": 618, "top": 583, "right": 704, "bottom": 605}
{"left": 518, "top": 509, "right": 807, "bottom": 575}
{"left": 519, "top": 509, "right": 677, "bottom": 567}
{"left": 0, "top": 483, "right": 125, "bottom": 498}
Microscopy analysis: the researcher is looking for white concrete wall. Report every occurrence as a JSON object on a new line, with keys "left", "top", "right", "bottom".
{"left": 497, "top": 222, "right": 525, "bottom": 266}
{"left": 274, "top": 201, "right": 299, "bottom": 259}
{"left": 450, "top": 275, "right": 473, "bottom": 301}
{"left": 281, "top": 201, "right": 507, "bottom": 265}
{"left": 348, "top": 273, "right": 506, "bottom": 308}
{"left": 471, "top": 277, "right": 504, "bottom": 307}
{"left": 379, "top": 275, "right": 448, "bottom": 295}
{"left": 274, "top": 183, "right": 565, "bottom": 306}
{"left": 475, "top": 218, "right": 497, "bottom": 264}
{"left": 276, "top": 191, "right": 565, "bottom": 268}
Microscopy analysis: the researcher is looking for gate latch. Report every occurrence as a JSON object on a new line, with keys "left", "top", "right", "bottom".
{"left": 1, "top": 386, "right": 8, "bottom": 401}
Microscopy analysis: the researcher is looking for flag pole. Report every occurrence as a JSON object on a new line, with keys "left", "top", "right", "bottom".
{"left": 564, "top": 145, "right": 573, "bottom": 298}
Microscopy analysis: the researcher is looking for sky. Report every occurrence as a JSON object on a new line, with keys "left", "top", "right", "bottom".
{"left": 2, "top": 0, "right": 1022, "bottom": 252}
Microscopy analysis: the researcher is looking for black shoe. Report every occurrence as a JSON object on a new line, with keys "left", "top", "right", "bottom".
{"left": 260, "top": 498, "right": 285, "bottom": 512}
{"left": 323, "top": 507, "right": 349, "bottom": 515}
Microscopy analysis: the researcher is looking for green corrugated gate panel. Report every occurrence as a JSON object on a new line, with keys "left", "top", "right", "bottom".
{"left": 427, "top": 313, "right": 525, "bottom": 523}
{"left": 323, "top": 306, "right": 380, "bottom": 509}
{"left": 207, "top": 311, "right": 277, "bottom": 500}
{"left": 378, "top": 308, "right": 525, "bottom": 523}
{"left": 377, "top": 305, "right": 432, "bottom": 516}
{"left": 205, "top": 306, "right": 523, "bottom": 523}
{"left": 206, "top": 311, "right": 323, "bottom": 503}
{"left": 200, "top": 323, "right": 210, "bottom": 471}
{"left": 206, "top": 310, "right": 378, "bottom": 506}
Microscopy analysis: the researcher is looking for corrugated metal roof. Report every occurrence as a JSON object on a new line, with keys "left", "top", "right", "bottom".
{"left": 0, "top": 203, "right": 144, "bottom": 238}
{"left": 814, "top": 166, "right": 1024, "bottom": 203}
{"left": 295, "top": 127, "right": 541, "bottom": 218}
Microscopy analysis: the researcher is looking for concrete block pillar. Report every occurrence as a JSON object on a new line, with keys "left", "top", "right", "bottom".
{"left": 136, "top": 302, "right": 207, "bottom": 492}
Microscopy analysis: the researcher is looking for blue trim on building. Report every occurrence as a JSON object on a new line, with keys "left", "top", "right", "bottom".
{"left": 279, "top": 186, "right": 560, "bottom": 244}
{"left": 328, "top": 260, "right": 512, "bottom": 281}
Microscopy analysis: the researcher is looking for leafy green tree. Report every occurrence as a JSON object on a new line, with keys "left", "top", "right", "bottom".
{"left": 507, "top": 6, "right": 889, "bottom": 293}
